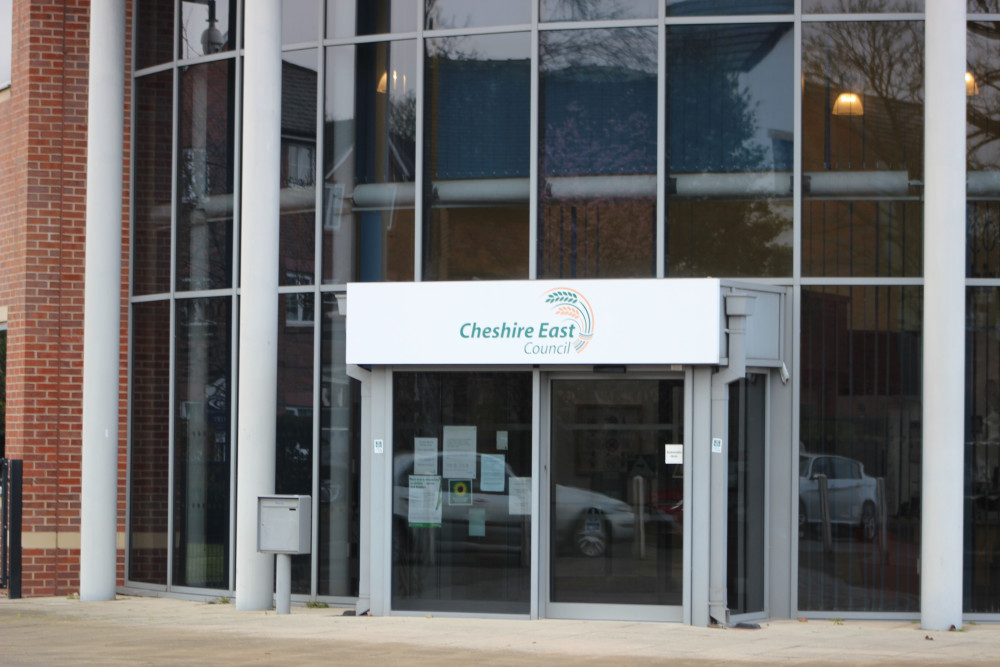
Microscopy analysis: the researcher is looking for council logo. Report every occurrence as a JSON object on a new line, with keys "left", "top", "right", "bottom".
{"left": 457, "top": 286, "right": 596, "bottom": 357}
{"left": 544, "top": 288, "right": 595, "bottom": 353}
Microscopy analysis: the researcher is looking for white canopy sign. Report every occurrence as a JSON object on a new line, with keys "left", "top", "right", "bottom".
{"left": 346, "top": 278, "right": 722, "bottom": 366}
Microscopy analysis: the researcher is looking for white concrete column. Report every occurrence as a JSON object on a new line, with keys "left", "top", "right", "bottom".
{"left": 921, "top": 2, "right": 966, "bottom": 631}
{"left": 80, "top": 0, "right": 126, "bottom": 602}
{"left": 235, "top": 0, "right": 283, "bottom": 611}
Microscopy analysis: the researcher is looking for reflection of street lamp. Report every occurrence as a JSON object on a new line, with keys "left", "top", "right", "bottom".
{"left": 832, "top": 91, "right": 863, "bottom": 116}
{"left": 376, "top": 70, "right": 405, "bottom": 94}
{"left": 832, "top": 70, "right": 864, "bottom": 117}
{"left": 187, "top": 0, "right": 225, "bottom": 55}
{"left": 967, "top": 71, "right": 980, "bottom": 97}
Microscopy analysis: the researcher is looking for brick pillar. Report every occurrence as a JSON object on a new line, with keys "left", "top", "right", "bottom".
{"left": 0, "top": 0, "right": 132, "bottom": 598}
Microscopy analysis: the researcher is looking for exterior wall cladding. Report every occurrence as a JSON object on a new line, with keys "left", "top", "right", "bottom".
{"left": 0, "top": 0, "right": 132, "bottom": 596}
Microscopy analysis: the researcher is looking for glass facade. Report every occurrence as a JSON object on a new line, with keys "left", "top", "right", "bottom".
{"left": 124, "top": 0, "right": 998, "bottom": 619}
{"left": 799, "top": 287, "right": 922, "bottom": 612}
{"left": 967, "top": 19, "right": 1000, "bottom": 613}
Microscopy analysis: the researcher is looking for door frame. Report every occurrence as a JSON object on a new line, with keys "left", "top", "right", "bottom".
{"left": 538, "top": 368, "right": 692, "bottom": 623}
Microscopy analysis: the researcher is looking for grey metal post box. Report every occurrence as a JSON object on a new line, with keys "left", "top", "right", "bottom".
{"left": 258, "top": 495, "right": 311, "bottom": 554}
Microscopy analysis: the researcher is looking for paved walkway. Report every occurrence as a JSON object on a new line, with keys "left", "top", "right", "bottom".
{"left": 0, "top": 595, "right": 998, "bottom": 665}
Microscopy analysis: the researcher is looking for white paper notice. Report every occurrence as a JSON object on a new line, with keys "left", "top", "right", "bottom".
{"left": 480, "top": 455, "right": 506, "bottom": 492}
{"left": 468, "top": 508, "right": 486, "bottom": 537}
{"left": 414, "top": 437, "right": 439, "bottom": 475}
{"left": 496, "top": 430, "right": 509, "bottom": 451}
{"left": 443, "top": 425, "right": 477, "bottom": 478}
{"left": 407, "top": 476, "right": 442, "bottom": 527}
{"left": 664, "top": 444, "right": 683, "bottom": 465}
{"left": 508, "top": 477, "right": 531, "bottom": 516}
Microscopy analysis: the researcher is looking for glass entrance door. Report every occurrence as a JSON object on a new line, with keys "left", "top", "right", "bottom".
{"left": 546, "top": 378, "right": 684, "bottom": 620}
{"left": 728, "top": 374, "right": 767, "bottom": 617}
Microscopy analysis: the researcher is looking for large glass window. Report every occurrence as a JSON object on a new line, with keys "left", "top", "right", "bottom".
{"left": 280, "top": 49, "right": 319, "bottom": 287}
{"left": 0, "top": 0, "right": 10, "bottom": 88}
{"left": 970, "top": 0, "right": 1000, "bottom": 11}
{"left": 328, "top": 0, "right": 417, "bottom": 38}
{"left": 666, "top": 0, "right": 792, "bottom": 15}
{"left": 968, "top": 21, "right": 1000, "bottom": 279}
{"left": 176, "top": 60, "right": 237, "bottom": 291}
{"left": 966, "top": 288, "right": 1000, "bottom": 613}
{"left": 134, "top": 71, "right": 174, "bottom": 296}
{"left": 136, "top": 0, "right": 175, "bottom": 70}
{"left": 665, "top": 23, "right": 793, "bottom": 277}
{"left": 423, "top": 33, "right": 530, "bottom": 280}
{"left": 802, "top": 22, "right": 924, "bottom": 277}
{"left": 319, "top": 296, "right": 360, "bottom": 597}
{"left": 804, "top": 0, "right": 924, "bottom": 12}
{"left": 324, "top": 41, "right": 416, "bottom": 284}
{"left": 283, "top": 0, "right": 322, "bottom": 44}
{"left": 172, "top": 297, "right": 233, "bottom": 589}
{"left": 539, "top": 28, "right": 658, "bottom": 279}
{"left": 129, "top": 301, "right": 171, "bottom": 585}
{"left": 392, "top": 372, "right": 532, "bottom": 614}
{"left": 275, "top": 294, "right": 316, "bottom": 592}
{"left": 426, "top": 0, "right": 530, "bottom": 29}
{"left": 541, "top": 0, "right": 656, "bottom": 21}
{"left": 180, "top": 0, "right": 237, "bottom": 59}
{"left": 799, "top": 287, "right": 921, "bottom": 612}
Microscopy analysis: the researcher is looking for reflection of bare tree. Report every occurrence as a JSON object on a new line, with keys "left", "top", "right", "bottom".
{"left": 968, "top": 0, "right": 999, "bottom": 12}
{"left": 542, "top": 0, "right": 653, "bottom": 22}
{"left": 968, "top": 21, "right": 1000, "bottom": 170}
{"left": 541, "top": 27, "right": 657, "bottom": 75}
{"left": 805, "top": 0, "right": 919, "bottom": 11}
{"left": 803, "top": 19, "right": 923, "bottom": 172}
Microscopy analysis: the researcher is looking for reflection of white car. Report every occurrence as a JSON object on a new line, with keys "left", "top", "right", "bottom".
{"left": 799, "top": 454, "right": 879, "bottom": 540}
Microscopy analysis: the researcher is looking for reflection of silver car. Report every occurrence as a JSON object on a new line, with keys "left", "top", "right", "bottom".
{"left": 799, "top": 454, "right": 878, "bottom": 540}
{"left": 393, "top": 454, "right": 673, "bottom": 559}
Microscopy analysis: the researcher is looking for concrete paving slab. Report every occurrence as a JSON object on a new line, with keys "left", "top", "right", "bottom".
{"left": 0, "top": 595, "right": 997, "bottom": 665}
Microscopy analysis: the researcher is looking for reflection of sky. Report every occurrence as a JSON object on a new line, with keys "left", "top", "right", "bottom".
{"left": 283, "top": 49, "right": 318, "bottom": 71}
{"left": 283, "top": 0, "right": 322, "bottom": 44}
{"left": 742, "top": 28, "right": 794, "bottom": 166}
{"left": 427, "top": 0, "right": 530, "bottom": 28}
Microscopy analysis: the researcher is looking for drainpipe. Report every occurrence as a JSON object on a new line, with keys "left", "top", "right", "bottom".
{"left": 708, "top": 292, "right": 754, "bottom": 626}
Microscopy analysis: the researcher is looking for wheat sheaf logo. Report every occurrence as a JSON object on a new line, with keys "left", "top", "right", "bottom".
{"left": 544, "top": 288, "right": 595, "bottom": 353}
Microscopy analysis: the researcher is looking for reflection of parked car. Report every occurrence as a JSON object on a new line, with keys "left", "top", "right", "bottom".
{"left": 393, "top": 453, "right": 527, "bottom": 561}
{"left": 555, "top": 483, "right": 681, "bottom": 558}
{"left": 799, "top": 454, "right": 879, "bottom": 540}
{"left": 393, "top": 453, "right": 676, "bottom": 559}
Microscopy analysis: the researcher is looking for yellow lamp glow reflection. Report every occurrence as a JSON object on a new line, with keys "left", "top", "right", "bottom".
{"left": 832, "top": 92, "right": 863, "bottom": 116}
{"left": 377, "top": 70, "right": 404, "bottom": 94}
{"left": 967, "top": 71, "right": 979, "bottom": 96}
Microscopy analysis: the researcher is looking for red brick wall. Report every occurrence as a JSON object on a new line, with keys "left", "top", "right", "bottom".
{"left": 1, "top": 0, "right": 132, "bottom": 597}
